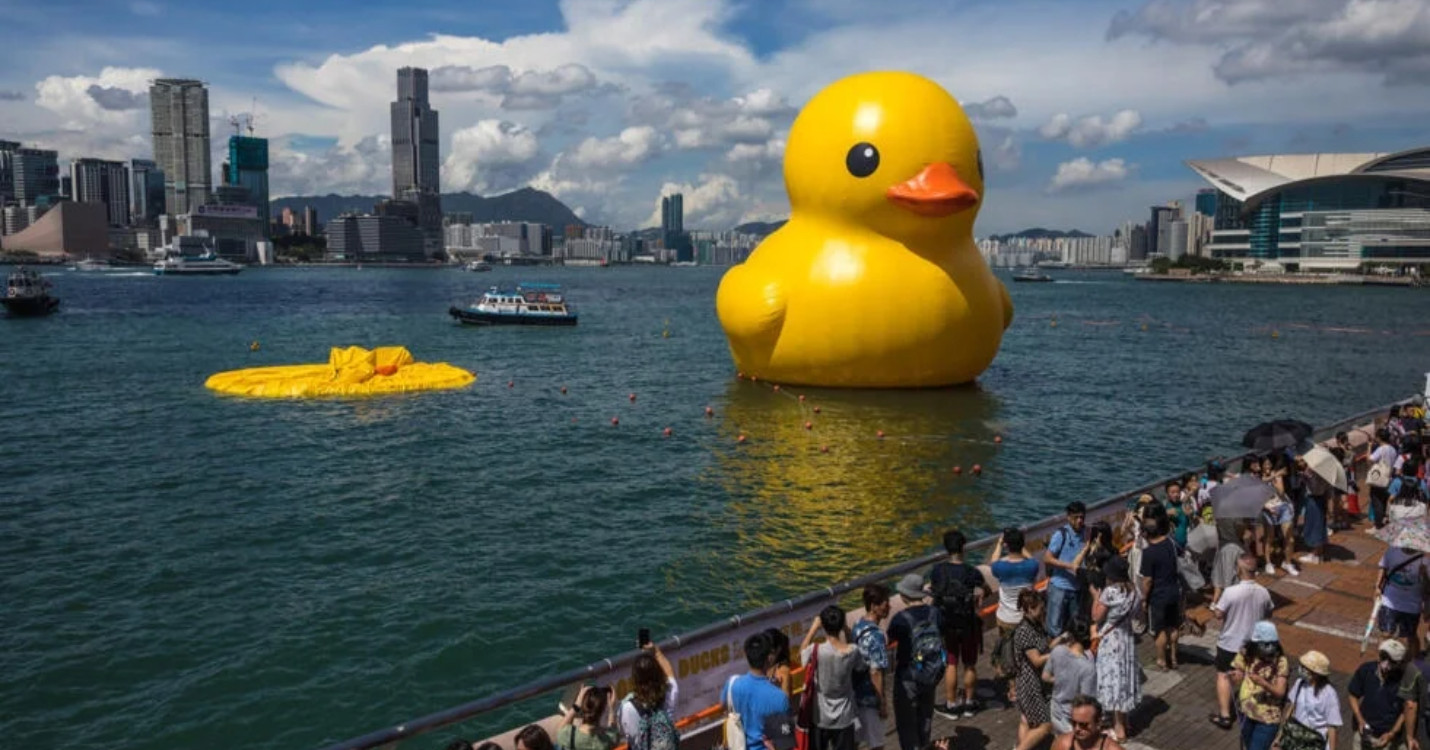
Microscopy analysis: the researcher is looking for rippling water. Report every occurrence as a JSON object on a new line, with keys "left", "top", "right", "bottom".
{"left": 2, "top": 266, "right": 1427, "bottom": 749}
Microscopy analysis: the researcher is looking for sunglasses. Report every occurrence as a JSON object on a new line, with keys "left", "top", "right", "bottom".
{"left": 1070, "top": 719, "right": 1095, "bottom": 729}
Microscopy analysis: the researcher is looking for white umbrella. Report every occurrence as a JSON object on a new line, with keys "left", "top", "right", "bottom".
{"left": 1302, "top": 445, "right": 1349, "bottom": 493}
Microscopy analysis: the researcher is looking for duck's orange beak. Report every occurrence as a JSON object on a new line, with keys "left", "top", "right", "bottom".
{"left": 885, "top": 162, "right": 980, "bottom": 217}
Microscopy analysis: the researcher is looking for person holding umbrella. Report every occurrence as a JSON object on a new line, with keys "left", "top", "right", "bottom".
{"left": 1298, "top": 445, "right": 1348, "bottom": 566}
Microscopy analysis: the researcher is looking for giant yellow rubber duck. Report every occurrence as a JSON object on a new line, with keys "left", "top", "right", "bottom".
{"left": 716, "top": 72, "right": 1013, "bottom": 387}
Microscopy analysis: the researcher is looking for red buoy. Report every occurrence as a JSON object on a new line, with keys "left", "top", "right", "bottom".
{"left": 813, "top": 406, "right": 822, "bottom": 414}
{"left": 629, "top": 393, "right": 637, "bottom": 402}
{"left": 560, "top": 386, "right": 568, "bottom": 395}
{"left": 508, "top": 381, "right": 514, "bottom": 388}
{"left": 994, "top": 435, "right": 1003, "bottom": 444}
{"left": 737, "top": 372, "right": 745, "bottom": 380}
{"left": 804, "top": 421, "right": 813, "bottom": 430}
{"left": 773, "top": 384, "right": 780, "bottom": 392}
{"left": 704, "top": 406, "right": 714, "bottom": 417}
{"left": 820, "top": 445, "right": 829, "bottom": 453}
{"left": 798, "top": 394, "right": 805, "bottom": 402}
{"left": 663, "top": 427, "right": 672, "bottom": 437}
{"left": 972, "top": 464, "right": 983, "bottom": 475}
{"left": 953, "top": 465, "right": 962, "bottom": 475}
{"left": 877, "top": 430, "right": 885, "bottom": 439}
{"left": 737, "top": 434, "right": 747, "bottom": 443}
{"left": 611, "top": 417, "right": 620, "bottom": 426}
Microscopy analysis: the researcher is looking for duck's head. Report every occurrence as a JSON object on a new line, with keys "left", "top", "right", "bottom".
{"left": 784, "top": 71, "right": 984, "bottom": 248}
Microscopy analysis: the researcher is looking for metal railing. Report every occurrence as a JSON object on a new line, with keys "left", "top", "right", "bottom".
{"left": 318, "top": 398, "right": 1406, "bottom": 750}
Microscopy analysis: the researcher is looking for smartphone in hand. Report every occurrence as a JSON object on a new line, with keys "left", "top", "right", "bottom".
{"left": 638, "top": 628, "right": 651, "bottom": 648}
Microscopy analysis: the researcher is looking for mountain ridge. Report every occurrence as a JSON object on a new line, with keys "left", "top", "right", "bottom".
{"left": 270, "top": 187, "right": 587, "bottom": 229}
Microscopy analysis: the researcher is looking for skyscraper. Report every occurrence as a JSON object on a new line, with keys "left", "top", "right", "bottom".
{"left": 227, "top": 135, "right": 270, "bottom": 236}
{"left": 1148, "top": 202, "right": 1180, "bottom": 257}
{"left": 70, "top": 158, "right": 131, "bottom": 227}
{"left": 130, "top": 158, "right": 165, "bottom": 226}
{"left": 150, "top": 78, "right": 212, "bottom": 216}
{"left": 390, "top": 67, "right": 442, "bottom": 258}
{"left": 13, "top": 148, "right": 60, "bottom": 206}
{"left": 302, "top": 206, "right": 318, "bottom": 236}
{"left": 0, "top": 139, "right": 19, "bottom": 206}
{"left": 661, "top": 193, "right": 690, "bottom": 262}
{"left": 1195, "top": 189, "right": 1217, "bottom": 218}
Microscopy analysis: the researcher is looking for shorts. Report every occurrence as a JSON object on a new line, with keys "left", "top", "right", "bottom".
{"left": 1148, "top": 597, "right": 1184, "bottom": 633}
{"left": 856, "top": 706, "right": 884, "bottom": 749}
{"left": 1379, "top": 605, "right": 1419, "bottom": 638}
{"left": 943, "top": 627, "right": 982, "bottom": 668}
{"left": 1264, "top": 502, "right": 1293, "bottom": 526}
{"left": 1215, "top": 647, "right": 1237, "bottom": 672}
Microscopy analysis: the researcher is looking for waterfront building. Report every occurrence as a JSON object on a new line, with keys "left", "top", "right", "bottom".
{"left": 150, "top": 79, "right": 212, "bottom": 216}
{"left": 130, "top": 159, "right": 165, "bottom": 226}
{"left": 303, "top": 206, "right": 318, "bottom": 237}
{"left": 70, "top": 158, "right": 131, "bottom": 227}
{"left": 325, "top": 214, "right": 426, "bottom": 262}
{"left": 1148, "top": 202, "right": 1180, "bottom": 258}
{"left": 227, "top": 135, "right": 270, "bottom": 236}
{"left": 390, "top": 67, "right": 443, "bottom": 259}
{"left": 0, "top": 139, "right": 19, "bottom": 206}
{"left": 1195, "top": 188, "right": 1217, "bottom": 218}
{"left": 1187, "top": 147, "right": 1430, "bottom": 270}
{"left": 13, "top": 147, "right": 60, "bottom": 206}
{"left": 0, "top": 201, "right": 109, "bottom": 257}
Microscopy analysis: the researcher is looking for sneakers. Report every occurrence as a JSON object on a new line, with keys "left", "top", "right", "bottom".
{"left": 1297, "top": 554, "right": 1321, "bottom": 565}
{"left": 962, "top": 701, "right": 980, "bottom": 719}
{"left": 1264, "top": 562, "right": 1276, "bottom": 576}
{"left": 1283, "top": 561, "right": 1300, "bottom": 576}
{"left": 935, "top": 703, "right": 961, "bottom": 719}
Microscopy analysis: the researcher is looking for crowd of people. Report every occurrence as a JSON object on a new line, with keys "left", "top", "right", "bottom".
{"left": 444, "top": 401, "right": 1430, "bottom": 750}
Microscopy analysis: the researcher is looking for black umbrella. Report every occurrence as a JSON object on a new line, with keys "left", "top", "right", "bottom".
{"left": 1241, "top": 419, "right": 1314, "bottom": 452}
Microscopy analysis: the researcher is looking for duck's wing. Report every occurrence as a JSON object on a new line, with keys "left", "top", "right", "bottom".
{"left": 998, "top": 277, "right": 1014, "bottom": 330}
{"left": 716, "top": 262, "right": 787, "bottom": 345}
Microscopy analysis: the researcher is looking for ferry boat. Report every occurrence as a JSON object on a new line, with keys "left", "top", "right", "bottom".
{"left": 449, "top": 282, "right": 578, "bottom": 326}
{"left": 3, "top": 267, "right": 60, "bottom": 316}
{"left": 464, "top": 259, "right": 492, "bottom": 272}
{"left": 153, "top": 235, "right": 244, "bottom": 276}
{"left": 70, "top": 257, "right": 111, "bottom": 272}
{"left": 1012, "top": 269, "right": 1054, "bottom": 283}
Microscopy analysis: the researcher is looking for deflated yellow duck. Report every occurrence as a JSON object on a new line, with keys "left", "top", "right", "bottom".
{"left": 716, "top": 71, "right": 1013, "bottom": 387}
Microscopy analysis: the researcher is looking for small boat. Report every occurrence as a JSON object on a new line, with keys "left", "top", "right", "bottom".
{"left": 3, "top": 267, "right": 60, "bottom": 316}
{"left": 464, "top": 260, "right": 492, "bottom": 272}
{"left": 1012, "top": 270, "right": 1054, "bottom": 283}
{"left": 154, "top": 252, "right": 243, "bottom": 276}
{"left": 449, "top": 282, "right": 578, "bottom": 326}
{"left": 70, "top": 257, "right": 111, "bottom": 272}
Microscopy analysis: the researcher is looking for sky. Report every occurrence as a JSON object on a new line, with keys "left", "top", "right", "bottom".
{"left": 2, "top": 0, "right": 1429, "bottom": 235}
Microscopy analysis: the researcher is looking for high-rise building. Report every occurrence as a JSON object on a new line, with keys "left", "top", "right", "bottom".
{"left": 325, "top": 213, "right": 425, "bottom": 262}
{"left": 70, "top": 158, "right": 131, "bottom": 227}
{"left": 60, "top": 175, "right": 72, "bottom": 199}
{"left": 13, "top": 148, "right": 60, "bottom": 206}
{"left": 150, "top": 78, "right": 212, "bottom": 216}
{"left": 227, "top": 135, "right": 270, "bottom": 236}
{"left": 303, "top": 206, "right": 318, "bottom": 236}
{"left": 390, "top": 67, "right": 442, "bottom": 258}
{"left": 661, "top": 193, "right": 691, "bottom": 261}
{"left": 1195, "top": 188, "right": 1217, "bottom": 218}
{"left": 1148, "top": 202, "right": 1180, "bottom": 257}
{"left": 0, "top": 139, "right": 19, "bottom": 206}
{"left": 130, "top": 159, "right": 165, "bottom": 226}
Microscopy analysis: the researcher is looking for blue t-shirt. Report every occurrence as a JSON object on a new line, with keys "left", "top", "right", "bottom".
{"left": 990, "top": 557, "right": 1041, "bottom": 623}
{"left": 725, "top": 673, "right": 790, "bottom": 748}
{"left": 1046, "top": 525, "right": 1086, "bottom": 591}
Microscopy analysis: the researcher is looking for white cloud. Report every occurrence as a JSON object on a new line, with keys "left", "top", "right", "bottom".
{"left": 1039, "top": 110, "right": 1143, "bottom": 148}
{"left": 442, "top": 120, "right": 542, "bottom": 193}
{"left": 34, "top": 66, "right": 160, "bottom": 129}
{"left": 725, "top": 138, "right": 785, "bottom": 164}
{"left": 267, "top": 135, "right": 393, "bottom": 198}
{"left": 963, "top": 95, "right": 1018, "bottom": 121}
{"left": 567, "top": 126, "right": 660, "bottom": 169}
{"left": 990, "top": 134, "right": 1021, "bottom": 172}
{"left": 1047, "top": 157, "right": 1134, "bottom": 192}
{"left": 1107, "top": 0, "right": 1430, "bottom": 86}
{"left": 643, "top": 173, "right": 746, "bottom": 229}
{"left": 429, "top": 63, "right": 610, "bottom": 109}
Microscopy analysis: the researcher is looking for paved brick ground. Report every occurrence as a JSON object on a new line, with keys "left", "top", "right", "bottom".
{"left": 891, "top": 524, "right": 1393, "bottom": 750}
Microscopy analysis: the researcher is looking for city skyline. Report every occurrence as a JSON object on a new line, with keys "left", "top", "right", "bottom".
{"left": 1, "top": 0, "right": 1429, "bottom": 235}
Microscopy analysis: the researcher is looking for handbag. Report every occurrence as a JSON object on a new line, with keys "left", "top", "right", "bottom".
{"left": 1368, "top": 461, "right": 1393, "bottom": 489}
{"left": 795, "top": 645, "right": 819, "bottom": 750}
{"left": 720, "top": 675, "right": 747, "bottom": 750}
{"left": 1277, "top": 684, "right": 1327, "bottom": 750}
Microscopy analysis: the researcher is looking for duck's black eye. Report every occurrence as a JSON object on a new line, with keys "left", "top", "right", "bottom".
{"left": 845, "top": 142, "right": 879, "bottom": 178}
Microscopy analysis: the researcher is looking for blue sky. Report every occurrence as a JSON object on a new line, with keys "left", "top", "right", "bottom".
{"left": 3, "top": 0, "right": 1429, "bottom": 234}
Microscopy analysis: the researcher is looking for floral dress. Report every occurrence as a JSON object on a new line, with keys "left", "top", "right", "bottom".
{"left": 1096, "top": 584, "right": 1142, "bottom": 713}
{"left": 1013, "top": 619, "right": 1051, "bottom": 726}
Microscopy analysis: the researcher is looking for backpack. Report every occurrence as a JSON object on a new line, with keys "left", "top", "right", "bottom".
{"left": 931, "top": 563, "right": 978, "bottom": 635}
{"left": 898, "top": 608, "right": 947, "bottom": 686}
{"left": 626, "top": 692, "right": 679, "bottom": 750}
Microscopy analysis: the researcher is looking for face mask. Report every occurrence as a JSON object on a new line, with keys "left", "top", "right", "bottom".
{"left": 1256, "top": 643, "right": 1279, "bottom": 659}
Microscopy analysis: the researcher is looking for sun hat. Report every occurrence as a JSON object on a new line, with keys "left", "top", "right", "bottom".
{"left": 1380, "top": 639, "right": 1408, "bottom": 662}
{"left": 1250, "top": 620, "right": 1279, "bottom": 643}
{"left": 1299, "top": 651, "right": 1331, "bottom": 677}
{"left": 896, "top": 573, "right": 926, "bottom": 600}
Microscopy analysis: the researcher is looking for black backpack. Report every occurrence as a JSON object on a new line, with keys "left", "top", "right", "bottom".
{"left": 931, "top": 563, "right": 978, "bottom": 635}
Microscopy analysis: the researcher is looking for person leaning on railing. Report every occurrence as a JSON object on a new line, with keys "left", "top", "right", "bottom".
{"left": 557, "top": 684, "right": 618, "bottom": 750}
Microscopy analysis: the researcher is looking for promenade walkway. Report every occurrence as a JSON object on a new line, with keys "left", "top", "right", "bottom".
{"left": 910, "top": 523, "right": 1390, "bottom": 750}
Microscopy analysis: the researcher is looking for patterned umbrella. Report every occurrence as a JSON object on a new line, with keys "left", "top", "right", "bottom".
{"left": 1372, "top": 518, "right": 1430, "bottom": 553}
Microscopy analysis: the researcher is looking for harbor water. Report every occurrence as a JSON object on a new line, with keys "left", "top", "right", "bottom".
{"left": 2, "top": 266, "right": 1427, "bottom": 749}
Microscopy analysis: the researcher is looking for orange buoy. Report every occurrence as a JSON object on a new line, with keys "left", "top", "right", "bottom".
{"left": 737, "top": 434, "right": 747, "bottom": 443}
{"left": 804, "top": 421, "right": 813, "bottom": 430}
{"left": 877, "top": 430, "right": 885, "bottom": 439}
{"left": 813, "top": 406, "right": 821, "bottom": 414}
{"left": 629, "top": 392, "right": 637, "bottom": 402}
{"left": 704, "top": 406, "right": 714, "bottom": 417}
{"left": 611, "top": 417, "right": 620, "bottom": 426}
{"left": 952, "top": 465, "right": 962, "bottom": 475}
{"left": 994, "top": 435, "right": 1003, "bottom": 444}
{"left": 663, "top": 427, "right": 672, "bottom": 437}
{"left": 972, "top": 464, "right": 983, "bottom": 475}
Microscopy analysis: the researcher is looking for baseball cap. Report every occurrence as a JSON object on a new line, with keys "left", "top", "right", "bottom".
{"left": 762, "top": 712, "right": 797, "bottom": 750}
{"left": 1250, "top": 620, "right": 1279, "bottom": 643}
{"left": 1380, "top": 639, "right": 1408, "bottom": 662}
